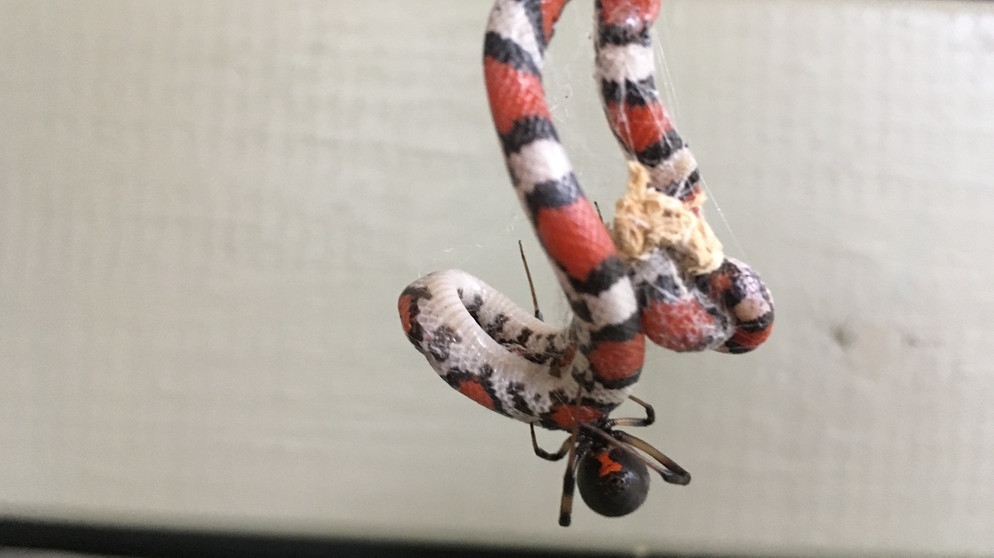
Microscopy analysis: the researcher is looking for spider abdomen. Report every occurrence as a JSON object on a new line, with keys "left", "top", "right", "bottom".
{"left": 577, "top": 446, "right": 651, "bottom": 518}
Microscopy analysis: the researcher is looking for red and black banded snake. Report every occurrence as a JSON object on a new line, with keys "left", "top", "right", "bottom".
{"left": 398, "top": 0, "right": 774, "bottom": 524}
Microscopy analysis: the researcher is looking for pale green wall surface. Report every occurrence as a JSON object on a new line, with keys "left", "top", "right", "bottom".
{"left": 2, "top": 1, "right": 993, "bottom": 555}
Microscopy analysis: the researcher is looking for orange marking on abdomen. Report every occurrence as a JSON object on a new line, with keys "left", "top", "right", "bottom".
{"left": 484, "top": 59, "right": 551, "bottom": 135}
{"left": 594, "top": 450, "right": 623, "bottom": 477}
{"left": 642, "top": 298, "right": 715, "bottom": 352}
{"left": 457, "top": 379, "right": 496, "bottom": 410}
{"left": 606, "top": 101, "right": 672, "bottom": 155}
{"left": 535, "top": 201, "right": 616, "bottom": 281}
{"left": 588, "top": 336, "right": 645, "bottom": 383}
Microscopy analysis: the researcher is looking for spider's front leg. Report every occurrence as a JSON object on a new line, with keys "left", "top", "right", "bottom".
{"left": 530, "top": 423, "right": 571, "bottom": 461}
{"left": 601, "top": 396, "right": 691, "bottom": 485}
{"left": 527, "top": 423, "right": 583, "bottom": 526}
{"left": 557, "top": 422, "right": 584, "bottom": 527}
{"left": 608, "top": 429, "right": 691, "bottom": 486}
{"left": 605, "top": 394, "right": 656, "bottom": 429}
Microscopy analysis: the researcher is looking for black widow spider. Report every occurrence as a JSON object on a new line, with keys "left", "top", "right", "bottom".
{"left": 519, "top": 242, "right": 692, "bottom": 526}
{"left": 529, "top": 394, "right": 691, "bottom": 526}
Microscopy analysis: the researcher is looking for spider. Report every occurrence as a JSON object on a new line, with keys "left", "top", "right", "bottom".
{"left": 530, "top": 394, "right": 691, "bottom": 526}
{"left": 520, "top": 242, "right": 691, "bottom": 526}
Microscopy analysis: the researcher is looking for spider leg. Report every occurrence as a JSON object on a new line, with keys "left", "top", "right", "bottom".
{"left": 609, "top": 429, "right": 691, "bottom": 486}
{"left": 518, "top": 240, "right": 543, "bottom": 321}
{"left": 605, "top": 394, "right": 655, "bottom": 428}
{"left": 593, "top": 200, "right": 605, "bottom": 224}
{"left": 602, "top": 396, "right": 689, "bottom": 484}
{"left": 557, "top": 420, "right": 583, "bottom": 527}
{"left": 530, "top": 423, "right": 573, "bottom": 461}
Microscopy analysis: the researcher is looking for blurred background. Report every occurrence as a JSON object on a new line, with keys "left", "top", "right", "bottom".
{"left": 2, "top": 0, "right": 993, "bottom": 556}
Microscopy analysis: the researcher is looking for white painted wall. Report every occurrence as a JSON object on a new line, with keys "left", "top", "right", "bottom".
{"left": 2, "top": 0, "right": 993, "bottom": 555}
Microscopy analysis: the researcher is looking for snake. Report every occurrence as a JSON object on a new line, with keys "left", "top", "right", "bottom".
{"left": 398, "top": 0, "right": 774, "bottom": 434}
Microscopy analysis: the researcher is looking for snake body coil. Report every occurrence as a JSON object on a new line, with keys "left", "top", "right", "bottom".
{"left": 399, "top": 0, "right": 774, "bottom": 431}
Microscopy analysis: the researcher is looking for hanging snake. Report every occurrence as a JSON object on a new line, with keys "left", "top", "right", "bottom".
{"left": 398, "top": 0, "right": 773, "bottom": 453}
